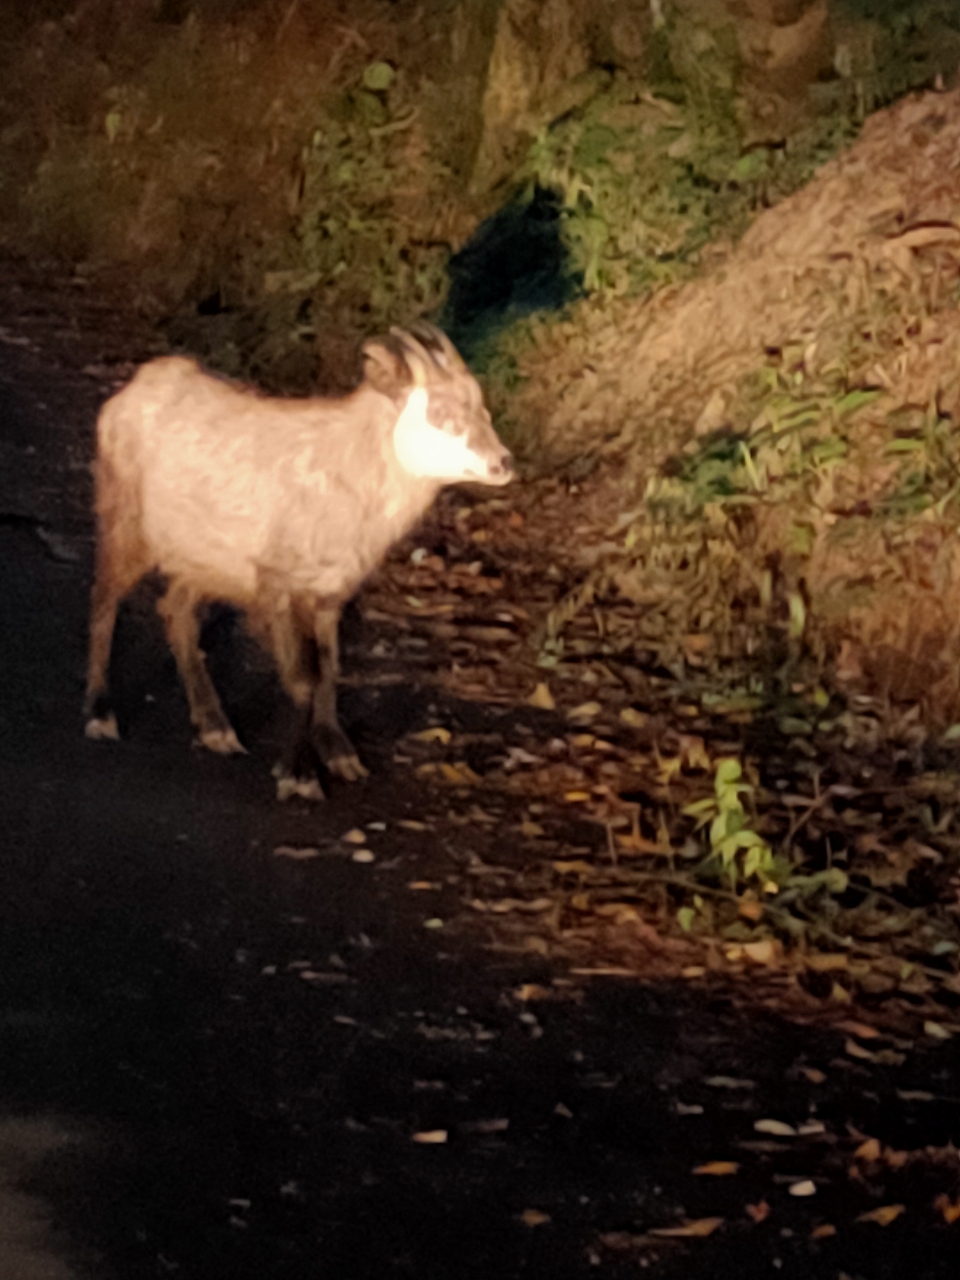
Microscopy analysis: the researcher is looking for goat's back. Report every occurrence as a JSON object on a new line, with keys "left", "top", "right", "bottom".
{"left": 95, "top": 357, "right": 439, "bottom": 603}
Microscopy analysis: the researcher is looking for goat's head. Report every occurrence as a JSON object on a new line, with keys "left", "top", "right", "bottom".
{"left": 363, "top": 322, "right": 514, "bottom": 486}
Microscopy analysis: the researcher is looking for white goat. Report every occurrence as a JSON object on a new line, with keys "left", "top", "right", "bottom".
{"left": 83, "top": 322, "right": 514, "bottom": 799}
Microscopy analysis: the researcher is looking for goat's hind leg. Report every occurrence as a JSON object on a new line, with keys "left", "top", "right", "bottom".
{"left": 84, "top": 452, "right": 150, "bottom": 741}
{"left": 84, "top": 569, "right": 123, "bottom": 740}
{"left": 157, "top": 580, "right": 245, "bottom": 754}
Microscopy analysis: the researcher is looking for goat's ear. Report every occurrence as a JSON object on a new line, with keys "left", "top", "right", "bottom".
{"left": 362, "top": 340, "right": 409, "bottom": 402}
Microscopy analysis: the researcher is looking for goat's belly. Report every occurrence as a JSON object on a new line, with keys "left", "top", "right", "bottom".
{"left": 144, "top": 497, "right": 262, "bottom": 600}
{"left": 154, "top": 547, "right": 258, "bottom": 602}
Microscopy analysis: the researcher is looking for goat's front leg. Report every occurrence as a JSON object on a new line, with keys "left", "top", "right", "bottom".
{"left": 309, "top": 606, "right": 368, "bottom": 782}
{"left": 157, "top": 580, "right": 245, "bottom": 755}
{"left": 268, "top": 605, "right": 328, "bottom": 801}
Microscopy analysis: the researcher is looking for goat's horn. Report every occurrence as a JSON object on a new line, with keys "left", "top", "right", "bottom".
{"left": 400, "top": 321, "right": 467, "bottom": 375}
{"left": 389, "top": 327, "right": 439, "bottom": 386}
{"left": 418, "top": 323, "right": 467, "bottom": 374}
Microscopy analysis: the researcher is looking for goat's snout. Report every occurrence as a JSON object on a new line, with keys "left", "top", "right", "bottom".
{"left": 488, "top": 449, "right": 514, "bottom": 484}
{"left": 461, "top": 441, "right": 513, "bottom": 485}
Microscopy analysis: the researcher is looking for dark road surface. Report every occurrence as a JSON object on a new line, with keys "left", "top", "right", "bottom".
{"left": 2, "top": 275, "right": 960, "bottom": 1279}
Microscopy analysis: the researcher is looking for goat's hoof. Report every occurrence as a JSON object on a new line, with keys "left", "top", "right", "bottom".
{"left": 275, "top": 771, "right": 326, "bottom": 803}
{"left": 198, "top": 726, "right": 246, "bottom": 755}
{"left": 326, "top": 752, "right": 369, "bottom": 783}
{"left": 85, "top": 714, "right": 119, "bottom": 741}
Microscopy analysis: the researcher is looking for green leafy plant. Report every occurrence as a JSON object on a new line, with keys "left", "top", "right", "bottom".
{"left": 683, "top": 757, "right": 778, "bottom": 890}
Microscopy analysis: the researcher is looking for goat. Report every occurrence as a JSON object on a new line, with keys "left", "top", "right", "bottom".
{"left": 83, "top": 322, "right": 514, "bottom": 799}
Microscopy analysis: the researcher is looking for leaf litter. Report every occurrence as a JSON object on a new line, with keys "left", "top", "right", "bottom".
{"left": 341, "top": 89, "right": 960, "bottom": 1034}
{"left": 252, "top": 80, "right": 960, "bottom": 1256}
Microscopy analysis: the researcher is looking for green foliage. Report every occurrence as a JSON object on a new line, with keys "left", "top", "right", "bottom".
{"left": 683, "top": 757, "right": 781, "bottom": 890}
{"left": 519, "top": 65, "right": 857, "bottom": 304}
{"left": 362, "top": 61, "right": 395, "bottom": 93}
{"left": 833, "top": 1, "right": 960, "bottom": 113}
{"left": 644, "top": 365, "right": 883, "bottom": 524}
{"left": 291, "top": 98, "right": 450, "bottom": 333}
{"left": 877, "top": 406, "right": 960, "bottom": 517}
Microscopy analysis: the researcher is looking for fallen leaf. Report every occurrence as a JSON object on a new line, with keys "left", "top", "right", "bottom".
{"left": 678, "top": 735, "right": 711, "bottom": 770}
{"left": 788, "top": 1180, "right": 817, "bottom": 1197}
{"left": 904, "top": 837, "right": 942, "bottom": 864}
{"left": 341, "top": 829, "right": 367, "bottom": 845}
{"left": 515, "top": 984, "right": 551, "bottom": 1001}
{"left": 740, "top": 939, "right": 783, "bottom": 966}
{"left": 567, "top": 701, "right": 602, "bottom": 723}
{"left": 412, "top": 1130, "right": 448, "bottom": 1144}
{"left": 854, "top": 1138, "right": 882, "bottom": 1161}
{"left": 799, "top": 1067, "right": 826, "bottom": 1084}
{"left": 797, "top": 1120, "right": 826, "bottom": 1136}
{"left": 811, "top": 1223, "right": 836, "bottom": 1239}
{"left": 754, "top": 1119, "right": 797, "bottom": 1137}
{"left": 398, "top": 819, "right": 429, "bottom": 831}
{"left": 805, "top": 953, "right": 850, "bottom": 971}
{"left": 520, "top": 820, "right": 546, "bottom": 837}
{"left": 411, "top": 726, "right": 452, "bottom": 744}
{"left": 460, "top": 1118, "right": 509, "bottom": 1134}
{"left": 408, "top": 880, "right": 441, "bottom": 890}
{"left": 745, "top": 1200, "right": 770, "bottom": 1224}
{"left": 273, "top": 845, "right": 321, "bottom": 860}
{"left": 836, "top": 1019, "right": 880, "bottom": 1039}
{"left": 934, "top": 1194, "right": 960, "bottom": 1224}
{"left": 439, "top": 761, "right": 482, "bottom": 785}
{"left": 620, "top": 707, "right": 647, "bottom": 728}
{"left": 693, "top": 1161, "right": 739, "bottom": 1176}
{"left": 564, "top": 790, "right": 592, "bottom": 802}
{"left": 476, "top": 897, "right": 553, "bottom": 915}
{"left": 519, "top": 1208, "right": 551, "bottom": 1227}
{"left": 896, "top": 1089, "right": 934, "bottom": 1102}
{"left": 615, "top": 831, "right": 670, "bottom": 854}
{"left": 924, "top": 1021, "right": 954, "bottom": 1040}
{"left": 656, "top": 756, "right": 683, "bottom": 785}
{"left": 845, "top": 1038, "right": 876, "bottom": 1061}
{"left": 856, "top": 1204, "right": 904, "bottom": 1226}
{"left": 528, "top": 682, "right": 555, "bottom": 710}
{"left": 351, "top": 849, "right": 375, "bottom": 863}
{"left": 552, "top": 859, "right": 595, "bottom": 875}
{"left": 705, "top": 1076, "right": 755, "bottom": 1090}
{"left": 593, "top": 902, "right": 641, "bottom": 923}
{"left": 598, "top": 1231, "right": 665, "bottom": 1251}
{"left": 569, "top": 966, "right": 637, "bottom": 977}
{"left": 650, "top": 1217, "right": 723, "bottom": 1239}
